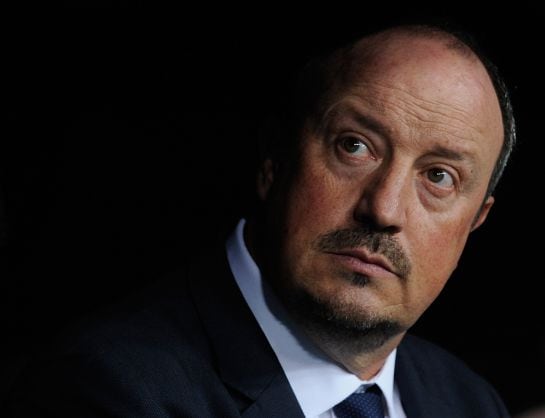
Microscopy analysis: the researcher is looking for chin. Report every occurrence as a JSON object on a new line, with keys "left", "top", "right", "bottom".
{"left": 279, "top": 278, "right": 406, "bottom": 353}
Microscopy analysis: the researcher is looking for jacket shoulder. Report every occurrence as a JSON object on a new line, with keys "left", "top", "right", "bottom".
{"left": 6, "top": 269, "right": 238, "bottom": 417}
{"left": 397, "top": 334, "right": 510, "bottom": 417}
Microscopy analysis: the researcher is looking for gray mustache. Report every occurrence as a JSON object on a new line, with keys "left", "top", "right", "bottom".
{"left": 315, "top": 227, "right": 412, "bottom": 279}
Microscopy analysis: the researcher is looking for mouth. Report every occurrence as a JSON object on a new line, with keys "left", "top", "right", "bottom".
{"left": 325, "top": 249, "right": 399, "bottom": 279}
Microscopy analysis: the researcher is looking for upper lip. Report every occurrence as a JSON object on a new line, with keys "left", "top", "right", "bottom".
{"left": 328, "top": 248, "right": 397, "bottom": 276}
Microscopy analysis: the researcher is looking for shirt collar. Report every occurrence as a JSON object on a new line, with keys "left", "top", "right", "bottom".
{"left": 226, "top": 219, "right": 399, "bottom": 417}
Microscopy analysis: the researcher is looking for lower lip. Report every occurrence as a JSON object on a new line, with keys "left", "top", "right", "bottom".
{"left": 328, "top": 253, "right": 396, "bottom": 279}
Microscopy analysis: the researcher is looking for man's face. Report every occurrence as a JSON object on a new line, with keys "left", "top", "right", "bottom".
{"left": 257, "top": 35, "right": 503, "bottom": 343}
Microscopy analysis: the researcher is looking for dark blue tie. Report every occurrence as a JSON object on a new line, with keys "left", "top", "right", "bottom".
{"left": 333, "top": 384, "right": 385, "bottom": 418}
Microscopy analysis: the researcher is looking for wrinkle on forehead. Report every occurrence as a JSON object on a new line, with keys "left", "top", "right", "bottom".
{"left": 321, "top": 90, "right": 486, "bottom": 151}
{"left": 354, "top": 82, "right": 490, "bottom": 142}
{"left": 364, "top": 81, "right": 484, "bottom": 127}
{"left": 317, "top": 34, "right": 504, "bottom": 161}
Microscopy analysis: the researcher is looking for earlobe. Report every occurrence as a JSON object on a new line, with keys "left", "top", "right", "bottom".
{"left": 471, "top": 196, "right": 495, "bottom": 231}
{"left": 257, "top": 158, "right": 275, "bottom": 201}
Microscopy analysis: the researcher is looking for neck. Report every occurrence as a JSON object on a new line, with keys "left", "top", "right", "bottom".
{"left": 306, "top": 330, "right": 404, "bottom": 380}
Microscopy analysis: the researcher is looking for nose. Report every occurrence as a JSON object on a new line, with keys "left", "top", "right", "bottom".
{"left": 354, "top": 164, "right": 410, "bottom": 233}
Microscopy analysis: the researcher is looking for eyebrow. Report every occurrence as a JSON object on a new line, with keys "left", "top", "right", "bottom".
{"left": 322, "top": 106, "right": 389, "bottom": 137}
{"left": 325, "top": 106, "right": 477, "bottom": 165}
{"left": 322, "top": 106, "right": 393, "bottom": 140}
{"left": 427, "top": 145, "right": 471, "bottom": 162}
{"left": 352, "top": 112, "right": 393, "bottom": 141}
{"left": 351, "top": 112, "right": 476, "bottom": 164}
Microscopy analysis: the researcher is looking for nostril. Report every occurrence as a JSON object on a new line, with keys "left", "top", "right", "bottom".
{"left": 353, "top": 213, "right": 400, "bottom": 235}
{"left": 381, "top": 225, "right": 400, "bottom": 235}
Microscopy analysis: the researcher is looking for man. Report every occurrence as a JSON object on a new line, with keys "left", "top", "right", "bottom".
{"left": 8, "top": 25, "right": 513, "bottom": 417}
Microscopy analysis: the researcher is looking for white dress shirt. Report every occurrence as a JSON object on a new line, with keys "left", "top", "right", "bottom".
{"left": 226, "top": 219, "right": 407, "bottom": 418}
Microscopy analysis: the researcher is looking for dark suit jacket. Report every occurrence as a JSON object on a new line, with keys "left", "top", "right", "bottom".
{"left": 8, "top": 246, "right": 510, "bottom": 417}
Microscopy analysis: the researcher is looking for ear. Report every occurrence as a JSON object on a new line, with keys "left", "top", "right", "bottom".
{"left": 471, "top": 195, "right": 495, "bottom": 232}
{"left": 256, "top": 158, "right": 275, "bottom": 201}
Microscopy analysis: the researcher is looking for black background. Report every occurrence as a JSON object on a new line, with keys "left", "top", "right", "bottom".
{"left": 4, "top": 6, "right": 544, "bottom": 415}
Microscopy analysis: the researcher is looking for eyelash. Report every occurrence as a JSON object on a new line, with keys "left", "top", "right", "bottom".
{"left": 422, "top": 166, "right": 459, "bottom": 197}
{"left": 427, "top": 168, "right": 454, "bottom": 185}
{"left": 335, "top": 135, "right": 376, "bottom": 161}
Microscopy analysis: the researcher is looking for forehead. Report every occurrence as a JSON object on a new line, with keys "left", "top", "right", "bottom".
{"left": 316, "top": 34, "right": 504, "bottom": 163}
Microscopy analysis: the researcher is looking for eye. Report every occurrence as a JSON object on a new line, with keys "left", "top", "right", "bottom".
{"left": 427, "top": 168, "right": 454, "bottom": 188}
{"left": 339, "top": 136, "right": 371, "bottom": 156}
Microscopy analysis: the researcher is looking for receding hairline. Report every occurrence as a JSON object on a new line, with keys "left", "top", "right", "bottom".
{"left": 305, "top": 25, "right": 482, "bottom": 116}
{"left": 327, "top": 25, "right": 481, "bottom": 94}
{"left": 372, "top": 25, "right": 476, "bottom": 56}
{"left": 349, "top": 25, "right": 478, "bottom": 66}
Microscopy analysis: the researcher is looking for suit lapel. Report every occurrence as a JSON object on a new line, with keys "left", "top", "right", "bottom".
{"left": 187, "top": 245, "right": 305, "bottom": 418}
{"left": 395, "top": 337, "right": 458, "bottom": 418}
{"left": 187, "top": 244, "right": 467, "bottom": 418}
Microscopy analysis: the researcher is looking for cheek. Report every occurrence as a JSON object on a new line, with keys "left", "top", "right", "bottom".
{"left": 410, "top": 218, "right": 473, "bottom": 298}
{"left": 283, "top": 162, "right": 350, "bottom": 235}
{"left": 275, "top": 161, "right": 356, "bottom": 287}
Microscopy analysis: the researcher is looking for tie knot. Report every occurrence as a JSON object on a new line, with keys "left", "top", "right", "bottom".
{"left": 333, "top": 385, "right": 385, "bottom": 418}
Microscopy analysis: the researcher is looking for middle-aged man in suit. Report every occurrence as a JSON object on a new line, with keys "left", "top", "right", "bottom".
{"left": 8, "top": 23, "right": 514, "bottom": 417}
